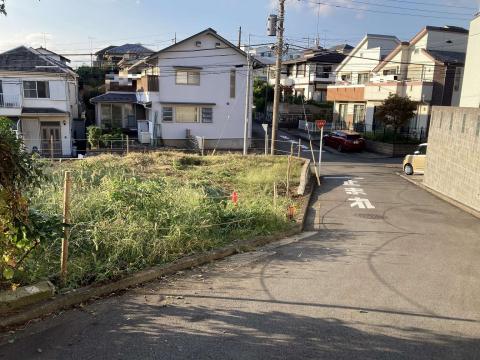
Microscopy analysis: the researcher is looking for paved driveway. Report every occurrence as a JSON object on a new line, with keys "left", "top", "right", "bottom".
{"left": 1, "top": 160, "right": 479, "bottom": 359}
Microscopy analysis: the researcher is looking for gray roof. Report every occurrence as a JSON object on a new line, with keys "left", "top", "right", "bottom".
{"left": 22, "top": 107, "right": 67, "bottom": 114}
{"left": 105, "top": 44, "right": 154, "bottom": 55}
{"left": 329, "top": 43, "right": 354, "bottom": 52}
{"left": 426, "top": 26, "right": 468, "bottom": 34}
{"left": 426, "top": 50, "right": 466, "bottom": 64}
{"left": 283, "top": 51, "right": 346, "bottom": 65}
{"left": 0, "top": 46, "right": 73, "bottom": 74}
{"left": 90, "top": 92, "right": 138, "bottom": 104}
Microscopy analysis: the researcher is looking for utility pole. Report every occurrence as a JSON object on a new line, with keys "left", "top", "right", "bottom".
{"left": 238, "top": 26, "right": 242, "bottom": 48}
{"left": 243, "top": 36, "right": 252, "bottom": 156}
{"left": 271, "top": 0, "right": 286, "bottom": 155}
{"left": 88, "top": 36, "right": 94, "bottom": 67}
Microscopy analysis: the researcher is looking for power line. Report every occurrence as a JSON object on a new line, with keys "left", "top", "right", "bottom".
{"left": 305, "top": 0, "right": 474, "bottom": 16}
{"left": 298, "top": 0, "right": 473, "bottom": 20}
{"left": 378, "top": 0, "right": 476, "bottom": 10}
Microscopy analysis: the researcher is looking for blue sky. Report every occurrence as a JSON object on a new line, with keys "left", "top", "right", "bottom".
{"left": 0, "top": 0, "right": 478, "bottom": 66}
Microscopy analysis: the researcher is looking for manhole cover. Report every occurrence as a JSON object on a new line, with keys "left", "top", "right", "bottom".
{"left": 356, "top": 214, "right": 384, "bottom": 220}
{"left": 411, "top": 208, "right": 442, "bottom": 215}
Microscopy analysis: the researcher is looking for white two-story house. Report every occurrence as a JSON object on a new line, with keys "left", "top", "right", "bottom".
{"left": 327, "top": 34, "right": 401, "bottom": 130}
{"left": 368, "top": 25, "right": 468, "bottom": 135}
{"left": 0, "top": 46, "right": 79, "bottom": 156}
{"left": 91, "top": 28, "right": 253, "bottom": 149}
{"left": 273, "top": 49, "right": 347, "bottom": 103}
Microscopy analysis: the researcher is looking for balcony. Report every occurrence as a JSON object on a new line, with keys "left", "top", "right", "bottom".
{"left": 0, "top": 93, "right": 21, "bottom": 108}
{"left": 326, "top": 85, "right": 365, "bottom": 102}
{"left": 365, "top": 81, "right": 433, "bottom": 102}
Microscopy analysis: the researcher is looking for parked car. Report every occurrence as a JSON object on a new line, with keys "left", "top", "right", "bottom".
{"left": 323, "top": 130, "right": 366, "bottom": 152}
{"left": 403, "top": 143, "right": 427, "bottom": 175}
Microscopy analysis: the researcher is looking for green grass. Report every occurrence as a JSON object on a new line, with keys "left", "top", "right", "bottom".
{"left": 18, "top": 152, "right": 303, "bottom": 289}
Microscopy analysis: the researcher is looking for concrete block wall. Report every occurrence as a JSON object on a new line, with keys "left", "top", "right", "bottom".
{"left": 425, "top": 106, "right": 480, "bottom": 211}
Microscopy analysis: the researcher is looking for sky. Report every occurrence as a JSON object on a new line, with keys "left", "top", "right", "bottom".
{"left": 0, "top": 0, "right": 478, "bottom": 67}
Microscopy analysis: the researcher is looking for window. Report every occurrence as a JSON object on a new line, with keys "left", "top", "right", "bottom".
{"left": 417, "top": 145, "right": 427, "bottom": 155}
{"left": 296, "top": 63, "right": 306, "bottom": 77}
{"left": 353, "top": 105, "right": 365, "bottom": 124}
{"left": 176, "top": 106, "right": 199, "bottom": 123}
{"left": 461, "top": 114, "right": 467, "bottom": 133}
{"left": 357, "top": 73, "right": 369, "bottom": 85}
{"left": 175, "top": 69, "right": 200, "bottom": 85}
{"left": 316, "top": 65, "right": 331, "bottom": 79}
{"left": 101, "top": 104, "right": 112, "bottom": 129}
{"left": 202, "top": 108, "right": 213, "bottom": 123}
{"left": 100, "top": 104, "right": 123, "bottom": 129}
{"left": 230, "top": 69, "right": 236, "bottom": 98}
{"left": 341, "top": 73, "right": 351, "bottom": 82}
{"left": 23, "top": 81, "right": 49, "bottom": 98}
{"left": 383, "top": 68, "right": 397, "bottom": 76}
{"left": 162, "top": 107, "right": 173, "bottom": 122}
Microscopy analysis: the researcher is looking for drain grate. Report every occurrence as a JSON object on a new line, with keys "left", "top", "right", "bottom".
{"left": 356, "top": 213, "right": 384, "bottom": 220}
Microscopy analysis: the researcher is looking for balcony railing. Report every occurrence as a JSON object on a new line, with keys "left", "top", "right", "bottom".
{"left": 0, "top": 93, "right": 21, "bottom": 108}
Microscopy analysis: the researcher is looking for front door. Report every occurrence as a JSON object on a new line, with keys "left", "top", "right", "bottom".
{"left": 40, "top": 122, "right": 62, "bottom": 157}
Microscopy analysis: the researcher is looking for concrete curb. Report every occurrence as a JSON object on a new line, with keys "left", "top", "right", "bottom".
{"left": 0, "top": 177, "right": 315, "bottom": 330}
{"left": 398, "top": 173, "right": 480, "bottom": 220}
{"left": 297, "top": 159, "right": 312, "bottom": 196}
{"left": 0, "top": 281, "right": 55, "bottom": 314}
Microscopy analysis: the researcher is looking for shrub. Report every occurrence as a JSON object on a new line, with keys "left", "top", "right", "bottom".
{"left": 0, "top": 117, "right": 62, "bottom": 286}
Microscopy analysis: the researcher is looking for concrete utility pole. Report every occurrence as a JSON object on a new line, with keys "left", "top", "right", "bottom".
{"left": 238, "top": 26, "right": 242, "bottom": 48}
{"left": 271, "top": 0, "right": 286, "bottom": 155}
{"left": 243, "top": 36, "right": 252, "bottom": 156}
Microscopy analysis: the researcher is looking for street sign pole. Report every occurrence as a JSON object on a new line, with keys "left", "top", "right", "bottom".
{"left": 315, "top": 120, "right": 327, "bottom": 183}
{"left": 319, "top": 126, "right": 324, "bottom": 176}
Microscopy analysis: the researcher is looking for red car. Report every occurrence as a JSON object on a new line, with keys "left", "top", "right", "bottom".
{"left": 323, "top": 130, "right": 366, "bottom": 152}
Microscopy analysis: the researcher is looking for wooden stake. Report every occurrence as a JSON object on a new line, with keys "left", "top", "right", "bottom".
{"left": 60, "top": 171, "right": 72, "bottom": 285}
{"left": 273, "top": 182, "right": 277, "bottom": 207}
{"left": 126, "top": 135, "right": 130, "bottom": 155}
{"left": 297, "top": 138, "right": 301, "bottom": 158}
{"left": 309, "top": 139, "right": 321, "bottom": 186}
{"left": 286, "top": 154, "right": 292, "bottom": 196}
{"left": 50, "top": 134, "right": 54, "bottom": 162}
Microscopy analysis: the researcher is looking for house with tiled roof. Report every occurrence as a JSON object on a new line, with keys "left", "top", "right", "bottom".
{"left": 94, "top": 44, "right": 154, "bottom": 69}
{"left": 0, "top": 46, "right": 80, "bottom": 156}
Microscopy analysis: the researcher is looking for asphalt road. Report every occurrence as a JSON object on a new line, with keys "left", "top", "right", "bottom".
{"left": 1, "top": 148, "right": 480, "bottom": 359}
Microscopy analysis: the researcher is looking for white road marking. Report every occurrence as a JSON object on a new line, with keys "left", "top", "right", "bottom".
{"left": 348, "top": 197, "right": 375, "bottom": 209}
{"left": 345, "top": 188, "right": 366, "bottom": 195}
{"left": 343, "top": 180, "right": 360, "bottom": 186}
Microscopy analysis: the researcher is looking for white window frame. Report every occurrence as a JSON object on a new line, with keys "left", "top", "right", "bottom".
{"left": 23, "top": 80, "right": 50, "bottom": 99}
{"left": 162, "top": 106, "right": 173, "bottom": 122}
{"left": 175, "top": 69, "right": 200, "bottom": 85}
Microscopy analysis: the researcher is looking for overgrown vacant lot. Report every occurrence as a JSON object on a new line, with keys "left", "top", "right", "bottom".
{"left": 23, "top": 152, "right": 304, "bottom": 289}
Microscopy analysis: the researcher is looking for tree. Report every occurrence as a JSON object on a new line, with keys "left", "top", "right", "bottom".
{"left": 1, "top": 0, "right": 5, "bottom": 15}
{"left": 374, "top": 94, "right": 418, "bottom": 133}
{"left": 0, "top": 117, "right": 61, "bottom": 283}
{"left": 253, "top": 79, "right": 274, "bottom": 113}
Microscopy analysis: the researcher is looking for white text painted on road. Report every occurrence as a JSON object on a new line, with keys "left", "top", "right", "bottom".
{"left": 348, "top": 197, "right": 375, "bottom": 209}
